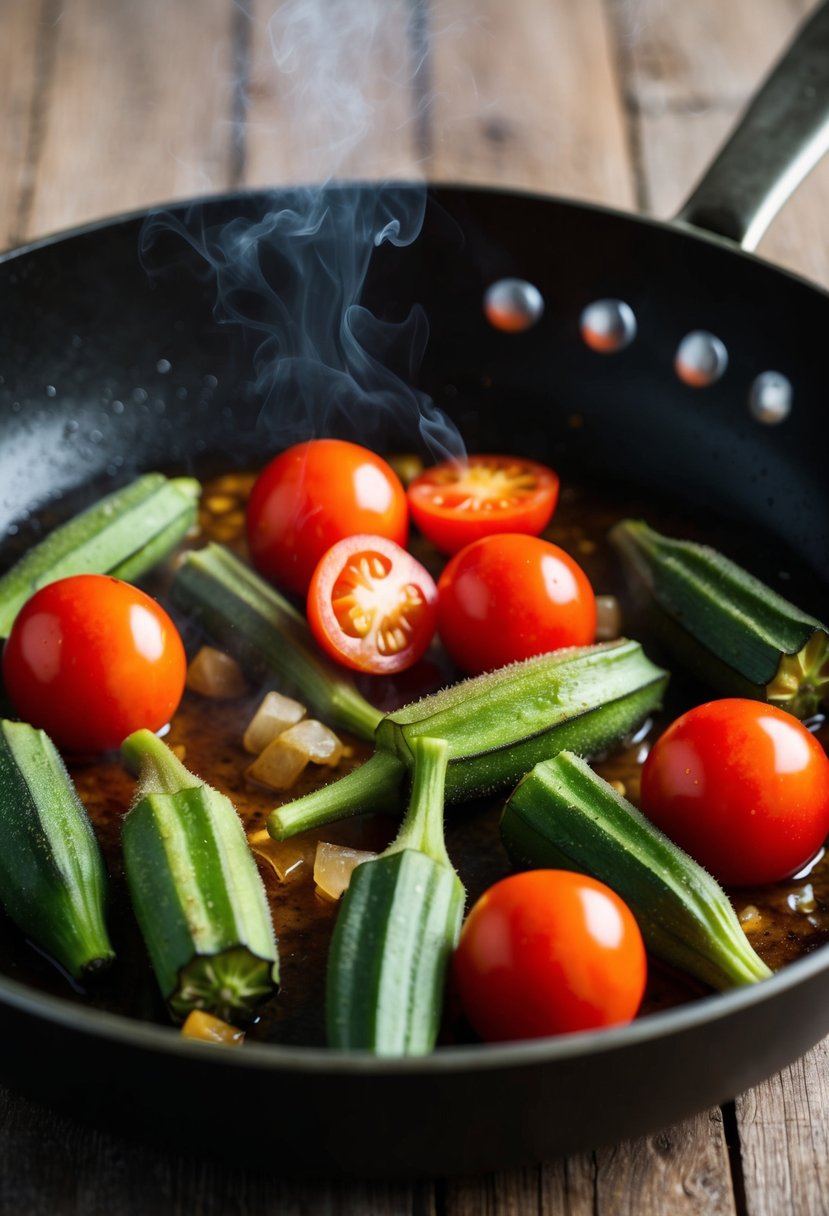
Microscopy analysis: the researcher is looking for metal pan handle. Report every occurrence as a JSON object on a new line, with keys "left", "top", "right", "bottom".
{"left": 675, "top": 0, "right": 829, "bottom": 250}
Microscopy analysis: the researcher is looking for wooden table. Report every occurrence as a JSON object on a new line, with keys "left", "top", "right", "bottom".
{"left": 1, "top": 2, "right": 828, "bottom": 1213}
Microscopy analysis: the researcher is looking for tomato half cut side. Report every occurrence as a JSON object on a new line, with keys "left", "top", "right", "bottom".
{"left": 407, "top": 454, "right": 560, "bottom": 555}
{"left": 307, "top": 535, "right": 438, "bottom": 675}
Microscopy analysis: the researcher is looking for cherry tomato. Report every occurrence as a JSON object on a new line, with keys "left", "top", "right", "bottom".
{"left": 436, "top": 533, "right": 596, "bottom": 675}
{"left": 2, "top": 574, "right": 186, "bottom": 756}
{"left": 452, "top": 869, "right": 647, "bottom": 1042}
{"left": 407, "top": 454, "right": 559, "bottom": 555}
{"left": 639, "top": 699, "right": 829, "bottom": 887}
{"left": 307, "top": 535, "right": 438, "bottom": 675}
{"left": 246, "top": 439, "right": 408, "bottom": 596}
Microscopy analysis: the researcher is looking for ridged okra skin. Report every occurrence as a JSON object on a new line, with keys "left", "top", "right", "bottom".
{"left": 0, "top": 720, "right": 115, "bottom": 979}
{"left": 610, "top": 518, "right": 829, "bottom": 718}
{"left": 326, "top": 736, "right": 464, "bottom": 1055}
{"left": 169, "top": 543, "right": 383, "bottom": 742}
{"left": 269, "top": 638, "right": 669, "bottom": 839}
{"left": 122, "top": 730, "right": 279, "bottom": 1023}
{"left": 501, "top": 750, "right": 772, "bottom": 991}
{"left": 0, "top": 472, "right": 200, "bottom": 637}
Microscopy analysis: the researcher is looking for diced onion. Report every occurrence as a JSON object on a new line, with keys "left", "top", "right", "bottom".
{"left": 314, "top": 840, "right": 377, "bottom": 901}
{"left": 186, "top": 646, "right": 247, "bottom": 698}
{"left": 280, "top": 719, "right": 344, "bottom": 767}
{"left": 248, "top": 828, "right": 314, "bottom": 882}
{"left": 595, "top": 594, "right": 622, "bottom": 641}
{"left": 181, "top": 1010, "right": 245, "bottom": 1046}
{"left": 243, "top": 691, "right": 306, "bottom": 754}
{"left": 246, "top": 737, "right": 310, "bottom": 790}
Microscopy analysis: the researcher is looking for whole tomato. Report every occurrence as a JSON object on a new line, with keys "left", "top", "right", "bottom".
{"left": 436, "top": 533, "right": 596, "bottom": 675}
{"left": 452, "top": 869, "right": 647, "bottom": 1042}
{"left": 246, "top": 439, "right": 408, "bottom": 596}
{"left": 2, "top": 574, "right": 186, "bottom": 756}
{"left": 639, "top": 698, "right": 829, "bottom": 886}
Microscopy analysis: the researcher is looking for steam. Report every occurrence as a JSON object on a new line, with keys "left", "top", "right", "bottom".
{"left": 142, "top": 0, "right": 463, "bottom": 460}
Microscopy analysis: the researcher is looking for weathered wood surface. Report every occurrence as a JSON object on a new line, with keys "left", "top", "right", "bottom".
{"left": 0, "top": 2, "right": 828, "bottom": 1214}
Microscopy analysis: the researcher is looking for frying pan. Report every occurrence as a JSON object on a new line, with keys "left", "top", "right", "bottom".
{"left": 0, "top": 2, "right": 828, "bottom": 1180}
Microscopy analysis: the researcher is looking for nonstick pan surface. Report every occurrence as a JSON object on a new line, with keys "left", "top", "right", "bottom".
{"left": 0, "top": 4, "right": 828, "bottom": 1182}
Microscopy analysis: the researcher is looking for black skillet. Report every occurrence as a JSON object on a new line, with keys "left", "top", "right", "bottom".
{"left": 0, "top": 3, "right": 828, "bottom": 1180}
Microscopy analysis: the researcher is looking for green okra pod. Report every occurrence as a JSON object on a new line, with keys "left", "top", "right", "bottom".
{"left": 610, "top": 518, "right": 829, "bottom": 718}
{"left": 501, "top": 749, "right": 772, "bottom": 990}
{"left": 169, "top": 543, "right": 383, "bottom": 742}
{"left": 122, "top": 729, "right": 279, "bottom": 1023}
{"left": 326, "top": 735, "right": 465, "bottom": 1054}
{"left": 0, "top": 720, "right": 115, "bottom": 979}
{"left": 0, "top": 472, "right": 200, "bottom": 637}
{"left": 269, "top": 638, "right": 669, "bottom": 839}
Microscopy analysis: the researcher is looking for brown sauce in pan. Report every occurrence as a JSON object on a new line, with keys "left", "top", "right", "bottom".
{"left": 1, "top": 466, "right": 828, "bottom": 1045}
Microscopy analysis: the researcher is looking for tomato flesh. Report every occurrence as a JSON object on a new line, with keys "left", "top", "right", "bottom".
{"left": 2, "top": 574, "right": 186, "bottom": 756}
{"left": 436, "top": 532, "right": 596, "bottom": 675}
{"left": 452, "top": 869, "right": 647, "bottom": 1042}
{"left": 246, "top": 439, "right": 408, "bottom": 597}
{"left": 307, "top": 535, "right": 438, "bottom": 675}
{"left": 407, "top": 454, "right": 559, "bottom": 555}
{"left": 640, "top": 699, "right": 829, "bottom": 887}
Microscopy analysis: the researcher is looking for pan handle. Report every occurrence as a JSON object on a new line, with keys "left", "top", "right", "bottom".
{"left": 675, "top": 0, "right": 829, "bottom": 250}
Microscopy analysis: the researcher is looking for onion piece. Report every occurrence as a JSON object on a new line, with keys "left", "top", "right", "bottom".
{"left": 248, "top": 828, "right": 314, "bottom": 882}
{"left": 314, "top": 840, "right": 377, "bottom": 901}
{"left": 180, "top": 1010, "right": 245, "bottom": 1046}
{"left": 243, "top": 691, "right": 306, "bottom": 754}
{"left": 245, "top": 719, "right": 345, "bottom": 791}
{"left": 186, "top": 646, "right": 247, "bottom": 698}
{"left": 281, "top": 719, "right": 344, "bottom": 767}
{"left": 595, "top": 594, "right": 622, "bottom": 641}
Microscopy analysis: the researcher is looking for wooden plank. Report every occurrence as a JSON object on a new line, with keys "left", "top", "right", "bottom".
{"left": 242, "top": 0, "right": 423, "bottom": 188}
{"left": 424, "top": 0, "right": 636, "bottom": 207}
{"left": 0, "top": 0, "right": 43, "bottom": 249}
{"left": 24, "top": 0, "right": 239, "bottom": 241}
{"left": 610, "top": 0, "right": 829, "bottom": 288}
{"left": 442, "top": 1111, "right": 736, "bottom": 1216}
{"left": 735, "top": 1038, "right": 829, "bottom": 1216}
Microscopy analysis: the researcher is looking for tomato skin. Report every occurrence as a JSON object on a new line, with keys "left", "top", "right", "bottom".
{"left": 436, "top": 533, "right": 596, "bottom": 675}
{"left": 246, "top": 439, "right": 408, "bottom": 596}
{"left": 407, "top": 454, "right": 559, "bottom": 555}
{"left": 2, "top": 574, "right": 186, "bottom": 756}
{"left": 307, "top": 535, "right": 438, "bottom": 675}
{"left": 639, "top": 699, "right": 829, "bottom": 887}
{"left": 452, "top": 870, "right": 647, "bottom": 1042}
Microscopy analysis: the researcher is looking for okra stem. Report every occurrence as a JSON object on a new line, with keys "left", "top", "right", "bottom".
{"left": 269, "top": 639, "right": 668, "bottom": 840}
{"left": 170, "top": 544, "right": 383, "bottom": 742}
{"left": 501, "top": 750, "right": 773, "bottom": 990}
{"left": 386, "top": 736, "right": 452, "bottom": 866}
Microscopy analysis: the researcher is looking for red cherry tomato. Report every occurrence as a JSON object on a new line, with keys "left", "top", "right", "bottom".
{"left": 246, "top": 439, "right": 408, "bottom": 596}
{"left": 436, "top": 533, "right": 596, "bottom": 675}
{"left": 2, "top": 574, "right": 186, "bottom": 756}
{"left": 452, "top": 869, "right": 647, "bottom": 1042}
{"left": 407, "top": 454, "right": 559, "bottom": 555}
{"left": 639, "top": 699, "right": 829, "bottom": 887}
{"left": 307, "top": 535, "right": 438, "bottom": 675}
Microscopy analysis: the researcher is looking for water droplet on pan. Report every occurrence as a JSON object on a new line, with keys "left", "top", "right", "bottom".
{"left": 749, "top": 371, "right": 792, "bottom": 425}
{"left": 580, "top": 299, "right": 637, "bottom": 353}
{"left": 483, "top": 278, "right": 544, "bottom": 333}
{"left": 675, "top": 331, "right": 728, "bottom": 387}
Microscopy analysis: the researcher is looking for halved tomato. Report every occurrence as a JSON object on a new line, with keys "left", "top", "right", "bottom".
{"left": 306, "top": 535, "right": 438, "bottom": 675}
{"left": 406, "top": 454, "right": 559, "bottom": 555}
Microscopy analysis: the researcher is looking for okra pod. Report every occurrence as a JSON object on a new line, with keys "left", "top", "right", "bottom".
{"left": 269, "top": 638, "right": 669, "bottom": 839}
{"left": 0, "top": 720, "right": 115, "bottom": 979}
{"left": 326, "top": 735, "right": 464, "bottom": 1054}
{"left": 169, "top": 543, "right": 383, "bottom": 741}
{"left": 501, "top": 750, "right": 772, "bottom": 990}
{"left": 0, "top": 472, "right": 201, "bottom": 637}
{"left": 610, "top": 518, "right": 829, "bottom": 718}
{"left": 121, "top": 729, "right": 279, "bottom": 1023}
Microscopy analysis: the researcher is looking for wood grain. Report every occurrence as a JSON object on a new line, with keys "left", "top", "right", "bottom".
{"left": 424, "top": 0, "right": 635, "bottom": 206}
{"left": 22, "top": 0, "right": 239, "bottom": 241}
{"left": 0, "top": 0, "right": 44, "bottom": 249}
{"left": 442, "top": 1111, "right": 735, "bottom": 1216}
